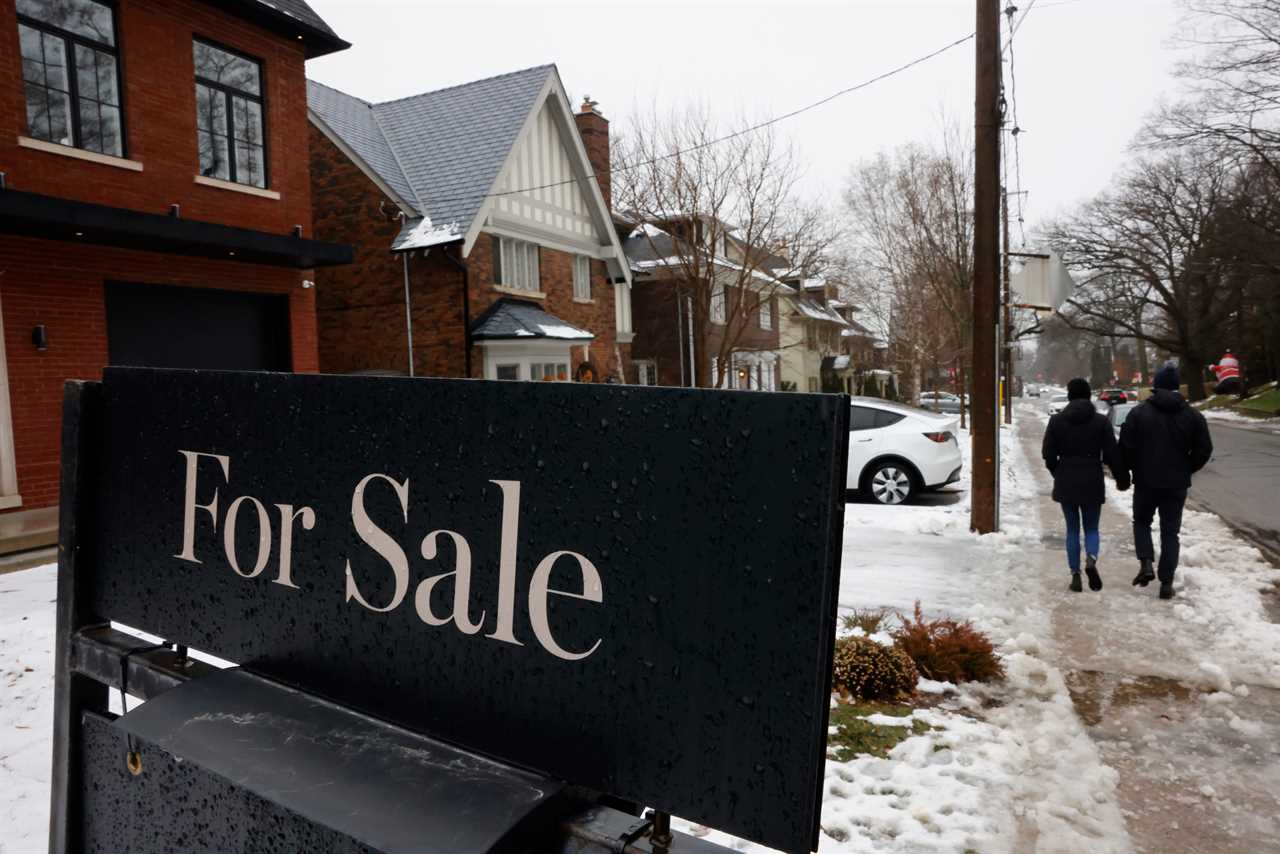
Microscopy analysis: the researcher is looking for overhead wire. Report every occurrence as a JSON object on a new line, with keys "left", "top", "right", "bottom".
{"left": 1004, "top": 1, "right": 1033, "bottom": 246}
{"left": 404, "top": 33, "right": 977, "bottom": 209}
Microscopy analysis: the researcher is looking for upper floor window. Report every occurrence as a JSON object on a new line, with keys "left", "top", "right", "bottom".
{"left": 194, "top": 39, "right": 266, "bottom": 188}
{"left": 491, "top": 236, "right": 541, "bottom": 292}
{"left": 573, "top": 255, "right": 591, "bottom": 301}
{"left": 710, "top": 283, "right": 726, "bottom": 325}
{"left": 17, "top": 0, "right": 122, "bottom": 156}
{"left": 759, "top": 295, "right": 773, "bottom": 330}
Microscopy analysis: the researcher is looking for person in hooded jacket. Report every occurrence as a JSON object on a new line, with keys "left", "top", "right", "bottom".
{"left": 1119, "top": 364, "right": 1214, "bottom": 600}
{"left": 1042, "top": 378, "right": 1130, "bottom": 592}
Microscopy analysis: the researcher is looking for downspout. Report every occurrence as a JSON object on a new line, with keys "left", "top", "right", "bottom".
{"left": 442, "top": 247, "right": 471, "bottom": 378}
{"left": 676, "top": 285, "right": 686, "bottom": 387}
{"left": 402, "top": 250, "right": 415, "bottom": 377}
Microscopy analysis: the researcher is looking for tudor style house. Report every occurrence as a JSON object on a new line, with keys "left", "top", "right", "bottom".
{"left": 0, "top": 0, "right": 351, "bottom": 548}
{"left": 307, "top": 65, "right": 634, "bottom": 382}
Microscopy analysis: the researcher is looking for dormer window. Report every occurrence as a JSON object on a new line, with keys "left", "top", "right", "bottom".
{"left": 17, "top": 0, "right": 123, "bottom": 156}
{"left": 194, "top": 39, "right": 266, "bottom": 188}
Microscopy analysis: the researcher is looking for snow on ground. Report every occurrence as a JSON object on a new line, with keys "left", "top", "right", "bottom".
{"left": 0, "top": 563, "right": 56, "bottom": 854}
{"left": 1200, "top": 407, "right": 1280, "bottom": 434}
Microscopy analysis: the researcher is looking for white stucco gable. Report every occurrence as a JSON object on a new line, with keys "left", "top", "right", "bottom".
{"left": 463, "top": 74, "right": 630, "bottom": 284}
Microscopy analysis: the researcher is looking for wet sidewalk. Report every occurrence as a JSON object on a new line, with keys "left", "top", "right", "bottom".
{"left": 1019, "top": 413, "right": 1280, "bottom": 854}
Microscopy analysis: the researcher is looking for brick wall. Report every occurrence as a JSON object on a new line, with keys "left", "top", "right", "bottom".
{"left": 0, "top": 0, "right": 314, "bottom": 237}
{"left": 0, "top": 238, "right": 313, "bottom": 509}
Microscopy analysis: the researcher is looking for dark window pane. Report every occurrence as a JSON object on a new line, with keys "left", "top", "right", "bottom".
{"left": 235, "top": 141, "right": 265, "bottom": 187}
{"left": 849, "top": 406, "right": 877, "bottom": 431}
{"left": 97, "top": 103, "right": 121, "bottom": 156}
{"left": 75, "top": 44, "right": 98, "bottom": 100}
{"left": 195, "top": 84, "right": 226, "bottom": 133}
{"left": 41, "top": 32, "right": 68, "bottom": 93}
{"left": 199, "top": 131, "right": 230, "bottom": 180}
{"left": 16, "top": 0, "right": 115, "bottom": 45}
{"left": 47, "top": 87, "right": 72, "bottom": 144}
{"left": 193, "top": 41, "right": 260, "bottom": 96}
{"left": 94, "top": 48, "right": 118, "bottom": 105}
{"left": 23, "top": 81, "right": 51, "bottom": 140}
{"left": 873, "top": 410, "right": 905, "bottom": 428}
{"left": 232, "top": 96, "right": 262, "bottom": 143}
{"left": 19, "top": 23, "right": 43, "bottom": 62}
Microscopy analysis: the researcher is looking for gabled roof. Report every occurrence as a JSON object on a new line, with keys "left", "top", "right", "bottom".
{"left": 790, "top": 296, "right": 848, "bottom": 325}
{"left": 220, "top": 0, "right": 349, "bottom": 58}
{"left": 308, "top": 66, "right": 565, "bottom": 252}
{"left": 470, "top": 298, "right": 594, "bottom": 342}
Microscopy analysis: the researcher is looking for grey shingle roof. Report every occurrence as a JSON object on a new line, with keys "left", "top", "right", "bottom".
{"left": 470, "top": 299, "right": 594, "bottom": 341}
{"left": 222, "top": 1, "right": 349, "bottom": 57}
{"left": 308, "top": 65, "right": 556, "bottom": 243}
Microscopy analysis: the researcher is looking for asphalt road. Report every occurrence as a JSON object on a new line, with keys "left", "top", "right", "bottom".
{"left": 1190, "top": 421, "right": 1280, "bottom": 563}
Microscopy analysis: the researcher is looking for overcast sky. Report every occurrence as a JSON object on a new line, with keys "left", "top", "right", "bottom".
{"left": 304, "top": 0, "right": 1187, "bottom": 241}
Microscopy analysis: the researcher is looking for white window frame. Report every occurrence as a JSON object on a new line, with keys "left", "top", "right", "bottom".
{"left": 493, "top": 235, "right": 541, "bottom": 293}
{"left": 573, "top": 255, "right": 592, "bottom": 302}
{"left": 0, "top": 294, "right": 19, "bottom": 508}
{"left": 480, "top": 340, "right": 573, "bottom": 382}
{"left": 710, "top": 283, "right": 726, "bottom": 325}
{"left": 759, "top": 295, "right": 773, "bottom": 330}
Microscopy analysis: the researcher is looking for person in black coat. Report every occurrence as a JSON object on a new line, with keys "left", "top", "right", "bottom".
{"left": 1042, "top": 378, "right": 1130, "bottom": 592}
{"left": 1119, "top": 363, "right": 1214, "bottom": 600}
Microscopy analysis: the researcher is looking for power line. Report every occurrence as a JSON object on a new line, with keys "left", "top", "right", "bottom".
{"left": 409, "top": 33, "right": 977, "bottom": 210}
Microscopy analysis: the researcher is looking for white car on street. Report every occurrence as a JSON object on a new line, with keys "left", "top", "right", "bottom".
{"left": 846, "top": 398, "right": 963, "bottom": 505}
{"left": 1047, "top": 393, "right": 1070, "bottom": 415}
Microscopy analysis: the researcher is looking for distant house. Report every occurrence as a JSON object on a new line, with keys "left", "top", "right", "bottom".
{"left": 0, "top": 0, "right": 350, "bottom": 541}
{"left": 307, "top": 65, "right": 634, "bottom": 382}
{"left": 621, "top": 214, "right": 788, "bottom": 389}
{"left": 778, "top": 278, "right": 849, "bottom": 392}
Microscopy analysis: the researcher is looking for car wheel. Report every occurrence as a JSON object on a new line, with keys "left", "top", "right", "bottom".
{"left": 866, "top": 462, "right": 916, "bottom": 505}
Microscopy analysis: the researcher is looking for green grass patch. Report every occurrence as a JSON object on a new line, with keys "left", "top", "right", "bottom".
{"left": 1238, "top": 388, "right": 1280, "bottom": 416}
{"left": 828, "top": 702, "right": 936, "bottom": 762}
{"left": 1195, "top": 393, "right": 1240, "bottom": 411}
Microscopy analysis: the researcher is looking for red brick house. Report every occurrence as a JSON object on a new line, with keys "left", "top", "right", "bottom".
{"left": 0, "top": 0, "right": 352, "bottom": 533}
{"left": 620, "top": 214, "right": 787, "bottom": 389}
{"left": 307, "top": 65, "right": 634, "bottom": 382}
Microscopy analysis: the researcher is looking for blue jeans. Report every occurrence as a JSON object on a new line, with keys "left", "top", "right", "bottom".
{"left": 1061, "top": 502, "right": 1102, "bottom": 573}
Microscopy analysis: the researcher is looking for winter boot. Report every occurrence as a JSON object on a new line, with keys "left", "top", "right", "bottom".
{"left": 1069, "top": 573, "right": 1083, "bottom": 593}
{"left": 1085, "top": 555, "right": 1102, "bottom": 591}
{"left": 1159, "top": 581, "right": 1176, "bottom": 600}
{"left": 1132, "top": 559, "right": 1155, "bottom": 587}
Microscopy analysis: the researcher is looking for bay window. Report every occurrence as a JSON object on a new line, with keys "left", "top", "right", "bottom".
{"left": 194, "top": 39, "right": 266, "bottom": 188}
{"left": 17, "top": 0, "right": 122, "bottom": 156}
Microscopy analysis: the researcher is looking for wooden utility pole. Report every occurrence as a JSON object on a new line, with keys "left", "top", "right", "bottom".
{"left": 971, "top": 0, "right": 1002, "bottom": 533}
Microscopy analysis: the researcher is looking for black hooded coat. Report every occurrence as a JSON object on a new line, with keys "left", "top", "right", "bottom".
{"left": 1119, "top": 389, "right": 1214, "bottom": 490}
{"left": 1042, "top": 399, "right": 1129, "bottom": 504}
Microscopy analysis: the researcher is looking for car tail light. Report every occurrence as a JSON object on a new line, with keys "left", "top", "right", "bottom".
{"left": 923, "top": 431, "right": 953, "bottom": 443}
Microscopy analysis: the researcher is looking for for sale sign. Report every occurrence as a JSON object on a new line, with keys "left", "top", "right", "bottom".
{"left": 87, "top": 368, "right": 849, "bottom": 852}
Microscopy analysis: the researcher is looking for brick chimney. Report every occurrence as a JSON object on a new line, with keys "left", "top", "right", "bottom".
{"left": 574, "top": 96, "right": 610, "bottom": 210}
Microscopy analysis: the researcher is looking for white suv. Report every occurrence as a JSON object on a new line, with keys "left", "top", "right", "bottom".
{"left": 846, "top": 398, "right": 963, "bottom": 505}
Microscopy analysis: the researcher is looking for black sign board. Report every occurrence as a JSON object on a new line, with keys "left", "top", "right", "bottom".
{"left": 78, "top": 368, "right": 847, "bottom": 852}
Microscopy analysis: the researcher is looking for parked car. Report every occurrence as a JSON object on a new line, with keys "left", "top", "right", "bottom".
{"left": 1047, "top": 393, "right": 1070, "bottom": 415}
{"left": 1026, "top": 385, "right": 1041, "bottom": 398}
{"left": 919, "top": 391, "right": 962, "bottom": 414}
{"left": 847, "top": 398, "right": 963, "bottom": 505}
{"left": 1097, "top": 388, "right": 1128, "bottom": 406}
{"left": 1108, "top": 401, "right": 1138, "bottom": 435}
{"left": 1125, "top": 389, "right": 1139, "bottom": 402}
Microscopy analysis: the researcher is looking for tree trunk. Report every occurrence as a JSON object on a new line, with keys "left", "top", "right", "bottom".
{"left": 1184, "top": 354, "right": 1208, "bottom": 401}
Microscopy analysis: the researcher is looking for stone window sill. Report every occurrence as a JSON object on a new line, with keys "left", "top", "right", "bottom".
{"left": 492, "top": 285, "right": 546, "bottom": 300}
{"left": 194, "top": 174, "right": 281, "bottom": 200}
{"left": 573, "top": 297, "right": 595, "bottom": 304}
{"left": 18, "top": 136, "right": 143, "bottom": 171}
{"left": 0, "top": 494, "right": 22, "bottom": 511}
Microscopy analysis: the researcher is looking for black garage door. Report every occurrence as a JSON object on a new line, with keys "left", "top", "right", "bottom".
{"left": 105, "top": 282, "right": 291, "bottom": 371}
